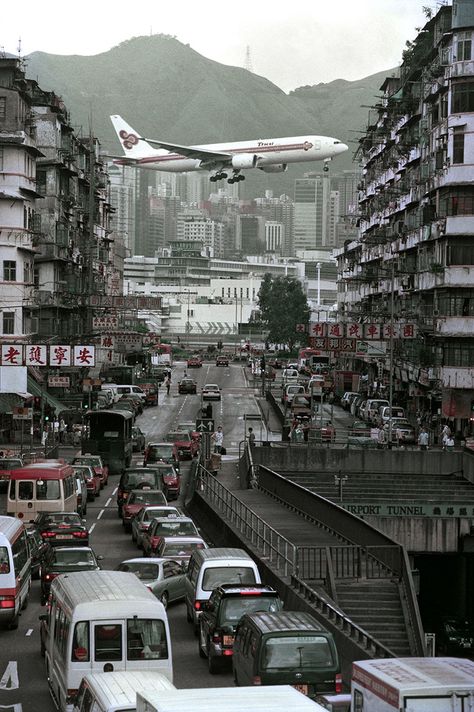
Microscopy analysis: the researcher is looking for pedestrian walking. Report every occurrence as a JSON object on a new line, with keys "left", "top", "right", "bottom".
{"left": 59, "top": 418, "right": 67, "bottom": 444}
{"left": 377, "top": 427, "right": 386, "bottom": 449}
{"left": 395, "top": 426, "right": 404, "bottom": 449}
{"left": 418, "top": 427, "right": 429, "bottom": 451}
{"left": 211, "top": 425, "right": 224, "bottom": 453}
{"left": 164, "top": 375, "right": 171, "bottom": 396}
{"left": 247, "top": 427, "right": 256, "bottom": 446}
{"left": 441, "top": 423, "right": 451, "bottom": 449}
{"left": 446, "top": 434, "right": 455, "bottom": 451}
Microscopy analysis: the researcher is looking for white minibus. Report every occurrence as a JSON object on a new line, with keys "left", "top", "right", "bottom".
{"left": 7, "top": 461, "right": 77, "bottom": 520}
{"left": 40, "top": 570, "right": 173, "bottom": 712}
{"left": 0, "top": 515, "right": 31, "bottom": 628}
{"left": 73, "top": 670, "right": 175, "bottom": 712}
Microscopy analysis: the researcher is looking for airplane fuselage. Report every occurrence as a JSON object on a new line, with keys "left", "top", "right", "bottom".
{"left": 114, "top": 135, "right": 344, "bottom": 172}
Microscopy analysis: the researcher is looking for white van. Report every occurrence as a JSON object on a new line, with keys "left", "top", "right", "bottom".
{"left": 40, "top": 570, "right": 173, "bottom": 711}
{"left": 184, "top": 547, "right": 261, "bottom": 633}
{"left": 73, "top": 670, "right": 175, "bottom": 712}
{"left": 0, "top": 516, "right": 31, "bottom": 629}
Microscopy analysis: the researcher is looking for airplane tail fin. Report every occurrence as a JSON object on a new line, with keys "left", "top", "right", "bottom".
{"left": 110, "top": 115, "right": 156, "bottom": 157}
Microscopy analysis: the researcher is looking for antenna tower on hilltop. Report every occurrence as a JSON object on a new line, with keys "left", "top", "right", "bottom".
{"left": 244, "top": 45, "right": 253, "bottom": 73}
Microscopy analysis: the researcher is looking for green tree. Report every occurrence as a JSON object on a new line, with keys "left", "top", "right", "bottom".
{"left": 257, "top": 274, "right": 310, "bottom": 350}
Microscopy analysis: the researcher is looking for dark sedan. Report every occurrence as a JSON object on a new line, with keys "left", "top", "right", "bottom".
{"left": 178, "top": 378, "right": 197, "bottom": 395}
{"left": 27, "top": 527, "right": 49, "bottom": 580}
{"left": 40, "top": 546, "right": 101, "bottom": 604}
{"left": 33, "top": 511, "right": 89, "bottom": 548}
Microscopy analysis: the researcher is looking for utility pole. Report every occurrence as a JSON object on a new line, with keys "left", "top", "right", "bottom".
{"left": 388, "top": 260, "right": 395, "bottom": 449}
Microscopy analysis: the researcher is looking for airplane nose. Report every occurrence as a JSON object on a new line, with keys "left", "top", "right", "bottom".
{"left": 338, "top": 142, "right": 349, "bottom": 154}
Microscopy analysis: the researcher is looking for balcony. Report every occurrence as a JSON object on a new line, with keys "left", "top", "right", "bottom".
{"left": 448, "top": 60, "right": 474, "bottom": 78}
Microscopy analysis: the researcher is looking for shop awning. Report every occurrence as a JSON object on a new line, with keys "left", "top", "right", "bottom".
{"left": 27, "top": 376, "right": 66, "bottom": 415}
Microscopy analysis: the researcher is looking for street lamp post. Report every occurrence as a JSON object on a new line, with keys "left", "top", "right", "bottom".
{"left": 388, "top": 261, "right": 395, "bottom": 449}
{"left": 316, "top": 262, "right": 321, "bottom": 307}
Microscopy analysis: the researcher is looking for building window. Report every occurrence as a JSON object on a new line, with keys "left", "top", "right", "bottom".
{"left": 457, "top": 36, "right": 472, "bottom": 62}
{"left": 0, "top": 97, "right": 5, "bottom": 120}
{"left": 453, "top": 126, "right": 465, "bottom": 164}
{"left": 452, "top": 81, "right": 474, "bottom": 113}
{"left": 3, "top": 261, "right": 16, "bottom": 282}
{"left": 3, "top": 313, "right": 14, "bottom": 335}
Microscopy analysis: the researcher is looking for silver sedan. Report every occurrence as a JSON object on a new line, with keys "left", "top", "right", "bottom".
{"left": 115, "top": 557, "right": 186, "bottom": 609}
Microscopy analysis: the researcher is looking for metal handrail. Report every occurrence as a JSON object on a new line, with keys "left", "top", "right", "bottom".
{"left": 197, "top": 464, "right": 295, "bottom": 577}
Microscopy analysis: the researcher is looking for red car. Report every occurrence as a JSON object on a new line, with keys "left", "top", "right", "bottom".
{"left": 165, "top": 430, "right": 199, "bottom": 460}
{"left": 142, "top": 516, "right": 199, "bottom": 557}
{"left": 187, "top": 356, "right": 202, "bottom": 368}
{"left": 72, "top": 464, "right": 101, "bottom": 500}
{"left": 156, "top": 464, "right": 181, "bottom": 500}
{"left": 72, "top": 455, "right": 109, "bottom": 488}
{"left": 121, "top": 489, "right": 169, "bottom": 532}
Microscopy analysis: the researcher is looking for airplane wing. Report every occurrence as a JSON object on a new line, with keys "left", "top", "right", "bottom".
{"left": 140, "top": 137, "right": 232, "bottom": 165}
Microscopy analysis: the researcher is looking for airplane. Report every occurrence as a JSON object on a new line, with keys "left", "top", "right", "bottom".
{"left": 110, "top": 115, "right": 348, "bottom": 184}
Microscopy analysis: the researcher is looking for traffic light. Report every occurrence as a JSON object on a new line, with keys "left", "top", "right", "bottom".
{"left": 217, "top": 340, "right": 223, "bottom": 350}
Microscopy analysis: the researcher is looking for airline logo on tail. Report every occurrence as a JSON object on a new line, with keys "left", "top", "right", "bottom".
{"left": 120, "top": 130, "right": 140, "bottom": 151}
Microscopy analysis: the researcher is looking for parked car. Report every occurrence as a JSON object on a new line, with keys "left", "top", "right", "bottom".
{"left": 40, "top": 546, "right": 101, "bottom": 604}
{"left": 131, "top": 426, "right": 146, "bottom": 452}
{"left": 187, "top": 355, "right": 202, "bottom": 368}
{"left": 72, "top": 454, "right": 109, "bottom": 488}
{"left": 281, "top": 384, "right": 305, "bottom": 407}
{"left": 116, "top": 557, "right": 186, "bottom": 609}
{"left": 340, "top": 392, "right": 359, "bottom": 410}
{"left": 116, "top": 467, "right": 167, "bottom": 517}
{"left": 350, "top": 394, "right": 365, "bottom": 417}
{"left": 122, "top": 489, "right": 170, "bottom": 532}
{"left": 156, "top": 463, "right": 181, "bottom": 500}
{"left": 198, "top": 584, "right": 283, "bottom": 673}
{"left": 378, "top": 405, "right": 406, "bottom": 426}
{"left": 165, "top": 430, "right": 199, "bottom": 460}
{"left": 132, "top": 505, "right": 181, "bottom": 548}
{"left": 33, "top": 511, "right": 89, "bottom": 548}
{"left": 383, "top": 418, "right": 416, "bottom": 444}
{"left": 281, "top": 368, "right": 299, "bottom": 385}
{"left": 27, "top": 527, "right": 49, "bottom": 580}
{"left": 366, "top": 399, "right": 390, "bottom": 424}
{"left": 290, "top": 394, "right": 312, "bottom": 419}
{"left": 72, "top": 464, "right": 101, "bottom": 501}
{"left": 202, "top": 384, "right": 221, "bottom": 401}
{"left": 216, "top": 355, "right": 229, "bottom": 366}
{"left": 178, "top": 378, "right": 198, "bottom": 395}
{"left": 154, "top": 535, "right": 208, "bottom": 563}
{"left": 118, "top": 394, "right": 143, "bottom": 416}
{"left": 143, "top": 441, "right": 180, "bottom": 471}
{"left": 73, "top": 469, "right": 88, "bottom": 516}
{"left": 142, "top": 515, "right": 199, "bottom": 557}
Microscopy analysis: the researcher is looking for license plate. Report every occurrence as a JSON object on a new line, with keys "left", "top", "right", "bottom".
{"left": 292, "top": 684, "right": 308, "bottom": 695}
{"left": 55, "top": 534, "right": 70, "bottom": 540}
{"left": 223, "top": 635, "right": 234, "bottom": 646}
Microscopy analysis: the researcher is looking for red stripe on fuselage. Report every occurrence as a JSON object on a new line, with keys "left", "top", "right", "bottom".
{"left": 137, "top": 142, "right": 313, "bottom": 166}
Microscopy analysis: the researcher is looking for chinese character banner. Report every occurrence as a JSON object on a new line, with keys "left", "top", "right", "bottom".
{"left": 0, "top": 345, "right": 95, "bottom": 366}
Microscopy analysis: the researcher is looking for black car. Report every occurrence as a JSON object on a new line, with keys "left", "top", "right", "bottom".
{"left": 40, "top": 546, "right": 101, "bottom": 604}
{"left": 27, "top": 528, "right": 49, "bottom": 580}
{"left": 33, "top": 511, "right": 89, "bottom": 548}
{"left": 117, "top": 467, "right": 166, "bottom": 517}
{"left": 434, "top": 616, "right": 474, "bottom": 656}
{"left": 198, "top": 584, "right": 283, "bottom": 673}
{"left": 143, "top": 441, "right": 180, "bottom": 471}
{"left": 178, "top": 378, "right": 197, "bottom": 395}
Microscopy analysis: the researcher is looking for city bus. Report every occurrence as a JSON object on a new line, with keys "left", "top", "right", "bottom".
{"left": 7, "top": 462, "right": 77, "bottom": 520}
{"left": 82, "top": 410, "right": 133, "bottom": 475}
{"left": 298, "top": 347, "right": 331, "bottom": 372}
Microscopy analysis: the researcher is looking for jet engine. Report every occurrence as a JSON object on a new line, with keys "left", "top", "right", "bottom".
{"left": 231, "top": 154, "right": 258, "bottom": 169}
{"left": 257, "top": 164, "right": 288, "bottom": 173}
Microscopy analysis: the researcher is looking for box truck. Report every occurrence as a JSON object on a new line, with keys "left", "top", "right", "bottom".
{"left": 351, "top": 657, "right": 474, "bottom": 711}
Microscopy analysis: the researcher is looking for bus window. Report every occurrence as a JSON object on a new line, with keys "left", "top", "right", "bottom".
{"left": 0, "top": 547, "right": 10, "bottom": 574}
{"left": 36, "top": 479, "right": 60, "bottom": 500}
{"left": 127, "top": 619, "right": 168, "bottom": 660}
{"left": 18, "top": 481, "right": 33, "bottom": 500}
{"left": 95, "top": 624, "right": 122, "bottom": 661}
{"left": 72, "top": 621, "right": 90, "bottom": 662}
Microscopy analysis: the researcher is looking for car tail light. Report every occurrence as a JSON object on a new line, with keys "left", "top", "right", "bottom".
{"left": 0, "top": 596, "right": 15, "bottom": 609}
{"left": 41, "top": 531, "right": 56, "bottom": 539}
{"left": 194, "top": 600, "right": 204, "bottom": 611}
{"left": 252, "top": 676, "right": 261, "bottom": 685}
{"left": 239, "top": 590, "right": 262, "bottom": 595}
{"left": 44, "top": 573, "right": 58, "bottom": 582}
{"left": 73, "top": 531, "right": 87, "bottom": 539}
{"left": 222, "top": 649, "right": 233, "bottom": 656}
{"left": 335, "top": 673, "right": 342, "bottom": 693}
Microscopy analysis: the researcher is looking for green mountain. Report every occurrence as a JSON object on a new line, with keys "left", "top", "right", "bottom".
{"left": 24, "top": 34, "right": 394, "bottom": 195}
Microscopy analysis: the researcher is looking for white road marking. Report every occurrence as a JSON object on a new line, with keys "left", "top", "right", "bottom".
{"left": 112, "top": 487, "right": 118, "bottom": 495}
{"left": 0, "top": 661, "right": 19, "bottom": 689}
{"left": 97, "top": 510, "right": 105, "bottom": 520}
{"left": 105, "top": 497, "right": 112, "bottom": 507}
{"left": 89, "top": 523, "right": 96, "bottom": 534}
{"left": 25, "top": 629, "right": 33, "bottom": 637}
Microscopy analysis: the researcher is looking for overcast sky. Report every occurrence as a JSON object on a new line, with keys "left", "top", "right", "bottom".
{"left": 2, "top": 1, "right": 437, "bottom": 92}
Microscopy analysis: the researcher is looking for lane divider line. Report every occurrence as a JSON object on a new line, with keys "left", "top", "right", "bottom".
{"left": 90, "top": 523, "right": 96, "bottom": 534}
{"left": 97, "top": 510, "right": 105, "bottom": 520}
{"left": 105, "top": 498, "right": 112, "bottom": 507}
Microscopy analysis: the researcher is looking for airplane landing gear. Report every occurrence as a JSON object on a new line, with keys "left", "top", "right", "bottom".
{"left": 323, "top": 159, "right": 331, "bottom": 172}
{"left": 228, "top": 172, "right": 245, "bottom": 184}
{"left": 210, "top": 171, "right": 228, "bottom": 182}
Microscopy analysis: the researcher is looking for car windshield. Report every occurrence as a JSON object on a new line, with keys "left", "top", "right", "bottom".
{"left": 125, "top": 472, "right": 159, "bottom": 487}
{"left": 166, "top": 432, "right": 190, "bottom": 442}
{"left": 143, "top": 507, "right": 176, "bottom": 521}
{"left": 262, "top": 636, "right": 334, "bottom": 669}
{"left": 162, "top": 541, "right": 204, "bottom": 556}
{"left": 129, "top": 492, "right": 166, "bottom": 505}
{"left": 202, "top": 566, "right": 257, "bottom": 591}
{"left": 120, "top": 562, "right": 159, "bottom": 581}
{"left": 53, "top": 549, "right": 95, "bottom": 566}
{"left": 43, "top": 513, "right": 81, "bottom": 526}
{"left": 219, "top": 596, "right": 281, "bottom": 625}
{"left": 148, "top": 445, "right": 174, "bottom": 460}
{"left": 205, "top": 385, "right": 219, "bottom": 391}
{"left": 154, "top": 521, "right": 196, "bottom": 536}
{"left": 75, "top": 457, "right": 101, "bottom": 467}
{"left": 0, "top": 459, "right": 22, "bottom": 470}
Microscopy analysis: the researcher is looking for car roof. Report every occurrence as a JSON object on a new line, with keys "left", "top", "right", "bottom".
{"left": 120, "top": 557, "right": 168, "bottom": 565}
{"left": 160, "top": 536, "right": 204, "bottom": 543}
{"left": 203, "top": 383, "right": 219, "bottom": 388}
